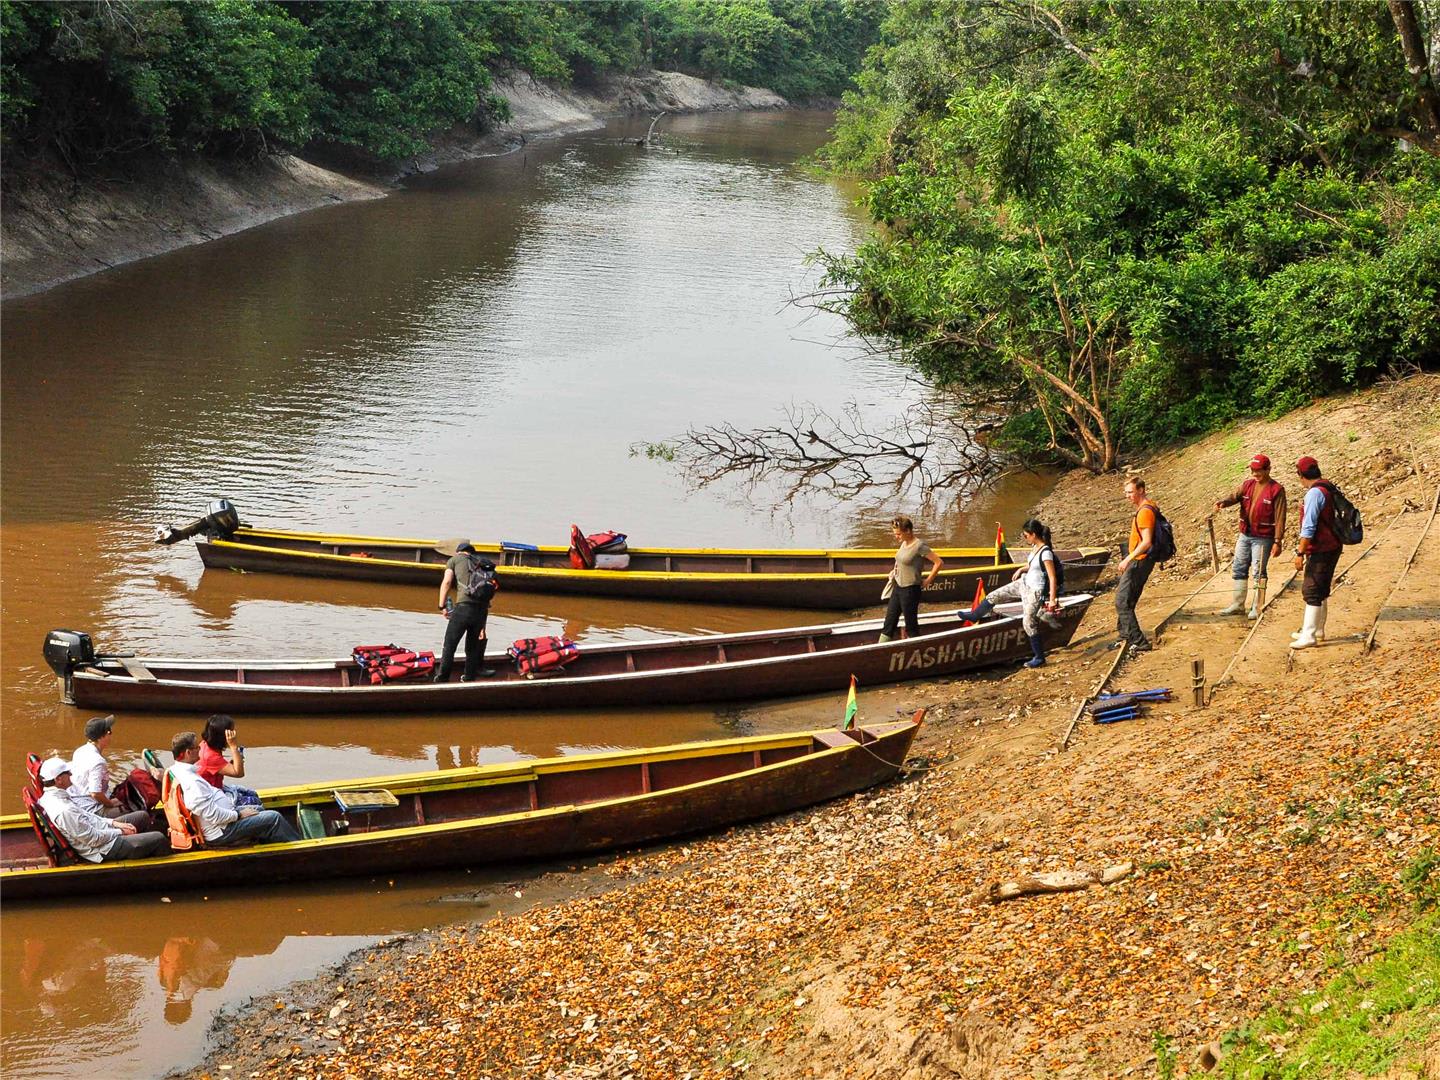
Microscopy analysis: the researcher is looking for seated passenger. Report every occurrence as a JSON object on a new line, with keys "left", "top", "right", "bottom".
{"left": 169, "top": 732, "right": 299, "bottom": 847}
{"left": 198, "top": 715, "right": 262, "bottom": 809}
{"left": 37, "top": 757, "right": 167, "bottom": 863}
{"left": 69, "top": 715, "right": 124, "bottom": 818}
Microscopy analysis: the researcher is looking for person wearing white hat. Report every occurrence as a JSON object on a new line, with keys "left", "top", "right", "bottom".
{"left": 37, "top": 757, "right": 167, "bottom": 863}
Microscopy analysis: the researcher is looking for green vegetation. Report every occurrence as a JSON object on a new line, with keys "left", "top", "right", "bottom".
{"left": 820, "top": 2, "right": 1440, "bottom": 470}
{"left": 1217, "top": 913, "right": 1439, "bottom": 1078}
{"left": 0, "top": 0, "right": 881, "bottom": 163}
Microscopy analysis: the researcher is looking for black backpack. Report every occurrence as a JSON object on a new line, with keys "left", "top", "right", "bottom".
{"left": 1036, "top": 545, "right": 1065, "bottom": 593}
{"left": 461, "top": 555, "right": 499, "bottom": 604}
{"left": 1142, "top": 503, "right": 1176, "bottom": 563}
{"left": 1316, "top": 480, "right": 1364, "bottom": 545}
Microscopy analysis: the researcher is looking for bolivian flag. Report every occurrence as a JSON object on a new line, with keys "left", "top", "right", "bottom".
{"left": 842, "top": 675, "right": 858, "bottom": 730}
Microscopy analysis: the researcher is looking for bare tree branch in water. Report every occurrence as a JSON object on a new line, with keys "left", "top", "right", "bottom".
{"left": 639, "top": 391, "right": 1015, "bottom": 508}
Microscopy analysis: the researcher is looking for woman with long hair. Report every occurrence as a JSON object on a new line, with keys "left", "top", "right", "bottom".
{"left": 957, "top": 518, "right": 1062, "bottom": 667}
{"left": 197, "top": 715, "right": 263, "bottom": 809}
{"left": 879, "top": 516, "right": 946, "bottom": 642}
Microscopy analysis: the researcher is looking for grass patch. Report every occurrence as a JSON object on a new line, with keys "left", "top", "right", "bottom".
{"left": 1218, "top": 913, "right": 1440, "bottom": 1078}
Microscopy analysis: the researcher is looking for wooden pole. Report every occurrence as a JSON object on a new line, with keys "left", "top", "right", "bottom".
{"left": 1191, "top": 658, "right": 1205, "bottom": 708}
{"left": 1206, "top": 516, "right": 1220, "bottom": 574}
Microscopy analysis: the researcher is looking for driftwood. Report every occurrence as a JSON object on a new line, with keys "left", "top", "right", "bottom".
{"left": 987, "top": 860, "right": 1134, "bottom": 902}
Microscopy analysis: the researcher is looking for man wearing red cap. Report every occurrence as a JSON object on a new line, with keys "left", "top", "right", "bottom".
{"left": 1292, "top": 456, "right": 1342, "bottom": 648}
{"left": 1213, "top": 454, "right": 1287, "bottom": 618}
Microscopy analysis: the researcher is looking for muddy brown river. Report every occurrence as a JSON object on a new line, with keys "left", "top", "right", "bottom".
{"left": 0, "top": 111, "right": 1055, "bottom": 1076}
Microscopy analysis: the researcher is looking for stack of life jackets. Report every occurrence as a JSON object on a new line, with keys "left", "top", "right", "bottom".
{"left": 569, "top": 525, "right": 630, "bottom": 570}
{"left": 508, "top": 635, "right": 580, "bottom": 677}
{"left": 353, "top": 644, "right": 436, "bottom": 684}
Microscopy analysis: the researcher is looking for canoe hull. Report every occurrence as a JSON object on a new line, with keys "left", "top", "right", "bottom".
{"left": 196, "top": 534, "right": 1108, "bottom": 609}
{"left": 67, "top": 598, "right": 1092, "bottom": 714}
{"left": 0, "top": 722, "right": 918, "bottom": 900}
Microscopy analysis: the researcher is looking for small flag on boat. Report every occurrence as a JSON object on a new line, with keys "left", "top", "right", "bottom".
{"left": 842, "top": 675, "right": 858, "bottom": 730}
{"left": 995, "top": 522, "right": 1005, "bottom": 564}
{"left": 960, "top": 577, "right": 987, "bottom": 626}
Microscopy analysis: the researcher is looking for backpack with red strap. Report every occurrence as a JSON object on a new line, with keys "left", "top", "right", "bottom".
{"left": 507, "top": 635, "right": 580, "bottom": 677}
{"left": 113, "top": 768, "right": 161, "bottom": 814}
{"left": 353, "top": 644, "right": 437, "bottom": 684}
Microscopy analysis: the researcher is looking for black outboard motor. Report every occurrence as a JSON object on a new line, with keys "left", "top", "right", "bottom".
{"left": 155, "top": 499, "right": 243, "bottom": 546}
{"left": 44, "top": 630, "right": 97, "bottom": 705}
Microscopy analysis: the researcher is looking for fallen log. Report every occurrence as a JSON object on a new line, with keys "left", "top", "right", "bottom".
{"left": 987, "top": 860, "right": 1135, "bottom": 902}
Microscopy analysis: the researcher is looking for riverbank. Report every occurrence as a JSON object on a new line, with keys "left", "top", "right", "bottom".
{"left": 180, "top": 374, "right": 1440, "bottom": 1079}
{"left": 0, "top": 69, "right": 786, "bottom": 300}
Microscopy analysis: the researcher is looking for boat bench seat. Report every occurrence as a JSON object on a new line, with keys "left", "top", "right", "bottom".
{"left": 296, "top": 804, "right": 327, "bottom": 840}
{"left": 813, "top": 730, "right": 858, "bottom": 749}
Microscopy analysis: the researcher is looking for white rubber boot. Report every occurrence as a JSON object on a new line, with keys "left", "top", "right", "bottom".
{"left": 1316, "top": 600, "right": 1327, "bottom": 642}
{"left": 1218, "top": 580, "right": 1247, "bottom": 615}
{"left": 1248, "top": 578, "right": 1267, "bottom": 619}
{"left": 1291, "top": 604, "right": 1321, "bottom": 649}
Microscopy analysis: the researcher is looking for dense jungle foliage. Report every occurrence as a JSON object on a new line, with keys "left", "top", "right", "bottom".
{"left": 821, "top": 1, "right": 1440, "bottom": 470}
{"left": 0, "top": 0, "right": 881, "bottom": 164}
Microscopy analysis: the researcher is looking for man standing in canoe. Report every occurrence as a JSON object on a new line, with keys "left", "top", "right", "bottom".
{"left": 435, "top": 541, "right": 498, "bottom": 681}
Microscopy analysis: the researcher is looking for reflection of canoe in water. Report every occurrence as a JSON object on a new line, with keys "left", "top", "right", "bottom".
{"left": 1, "top": 719, "right": 921, "bottom": 900}
{"left": 53, "top": 595, "right": 1093, "bottom": 714}
{"left": 189, "top": 526, "right": 1109, "bottom": 609}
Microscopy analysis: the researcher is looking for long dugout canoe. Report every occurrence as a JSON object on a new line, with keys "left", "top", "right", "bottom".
{"left": 1, "top": 719, "right": 920, "bottom": 900}
{"left": 192, "top": 527, "right": 1110, "bottom": 609}
{"left": 56, "top": 595, "right": 1093, "bottom": 714}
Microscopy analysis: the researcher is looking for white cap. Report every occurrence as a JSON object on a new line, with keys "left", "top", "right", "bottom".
{"left": 39, "top": 756, "right": 72, "bottom": 783}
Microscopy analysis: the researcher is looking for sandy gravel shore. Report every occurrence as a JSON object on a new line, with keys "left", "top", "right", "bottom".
{"left": 177, "top": 376, "right": 1440, "bottom": 1079}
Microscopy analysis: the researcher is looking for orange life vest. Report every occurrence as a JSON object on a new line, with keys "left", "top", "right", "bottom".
{"left": 162, "top": 770, "right": 206, "bottom": 851}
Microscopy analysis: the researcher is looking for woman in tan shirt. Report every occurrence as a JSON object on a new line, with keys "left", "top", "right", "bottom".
{"left": 879, "top": 516, "right": 945, "bottom": 642}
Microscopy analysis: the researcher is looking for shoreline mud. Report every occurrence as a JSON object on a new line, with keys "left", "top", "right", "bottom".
{"left": 0, "top": 69, "right": 787, "bottom": 301}
{"left": 177, "top": 375, "right": 1440, "bottom": 1079}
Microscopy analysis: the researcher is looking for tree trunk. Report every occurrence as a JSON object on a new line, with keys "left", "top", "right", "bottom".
{"left": 1389, "top": 0, "right": 1440, "bottom": 154}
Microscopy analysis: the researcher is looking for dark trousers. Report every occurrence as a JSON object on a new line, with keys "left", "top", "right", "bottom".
{"left": 1302, "top": 547, "right": 1342, "bottom": 605}
{"left": 1114, "top": 558, "right": 1155, "bottom": 646}
{"left": 881, "top": 583, "right": 921, "bottom": 638}
{"left": 100, "top": 811, "right": 169, "bottom": 862}
{"left": 437, "top": 602, "right": 489, "bottom": 681}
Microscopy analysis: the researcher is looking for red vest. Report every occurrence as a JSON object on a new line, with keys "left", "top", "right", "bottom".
{"left": 1308, "top": 481, "right": 1342, "bottom": 552}
{"left": 1239, "top": 478, "right": 1282, "bottom": 538}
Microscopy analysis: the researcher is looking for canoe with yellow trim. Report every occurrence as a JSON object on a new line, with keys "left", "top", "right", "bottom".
{"left": 0, "top": 719, "right": 921, "bottom": 900}
{"left": 52, "top": 595, "right": 1093, "bottom": 714}
{"left": 188, "top": 527, "right": 1109, "bottom": 608}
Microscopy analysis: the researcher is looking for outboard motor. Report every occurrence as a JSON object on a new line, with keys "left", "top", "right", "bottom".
{"left": 44, "top": 630, "right": 97, "bottom": 705}
{"left": 155, "top": 499, "right": 242, "bottom": 546}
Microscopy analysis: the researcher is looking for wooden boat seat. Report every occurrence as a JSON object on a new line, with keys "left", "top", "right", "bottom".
{"left": 119, "top": 657, "right": 159, "bottom": 682}
{"left": 333, "top": 789, "right": 398, "bottom": 815}
{"left": 296, "top": 804, "right": 327, "bottom": 840}
{"left": 813, "top": 730, "right": 858, "bottom": 750}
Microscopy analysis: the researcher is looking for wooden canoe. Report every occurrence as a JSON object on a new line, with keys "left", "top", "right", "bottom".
{"left": 58, "top": 595, "right": 1093, "bottom": 714}
{"left": 191, "top": 527, "right": 1110, "bottom": 609}
{"left": 0, "top": 719, "right": 920, "bottom": 900}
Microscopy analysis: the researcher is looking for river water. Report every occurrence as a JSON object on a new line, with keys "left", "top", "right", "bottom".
{"left": 0, "top": 111, "right": 1053, "bottom": 1076}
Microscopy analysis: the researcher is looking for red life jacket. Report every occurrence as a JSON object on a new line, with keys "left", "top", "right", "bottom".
{"left": 353, "top": 645, "right": 436, "bottom": 684}
{"left": 1239, "top": 478, "right": 1282, "bottom": 538}
{"left": 569, "top": 525, "right": 596, "bottom": 569}
{"left": 586, "top": 531, "right": 628, "bottom": 554}
{"left": 508, "top": 636, "right": 580, "bottom": 676}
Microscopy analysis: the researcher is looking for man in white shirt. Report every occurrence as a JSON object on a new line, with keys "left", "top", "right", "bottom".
{"left": 170, "top": 732, "right": 299, "bottom": 847}
{"left": 70, "top": 715, "right": 124, "bottom": 817}
{"left": 36, "top": 757, "right": 167, "bottom": 863}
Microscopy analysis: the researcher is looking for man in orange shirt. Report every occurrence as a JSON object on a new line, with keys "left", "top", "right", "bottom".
{"left": 1115, "top": 476, "right": 1157, "bottom": 651}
